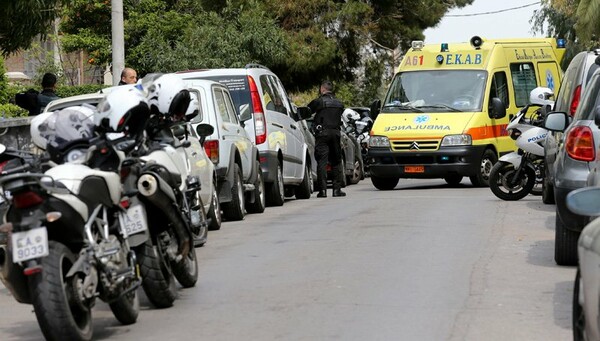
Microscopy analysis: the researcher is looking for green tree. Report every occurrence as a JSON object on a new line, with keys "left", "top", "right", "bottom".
{"left": 0, "top": 0, "right": 69, "bottom": 55}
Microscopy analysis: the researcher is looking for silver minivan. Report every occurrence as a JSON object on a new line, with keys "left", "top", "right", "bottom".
{"left": 544, "top": 67, "right": 600, "bottom": 266}
{"left": 178, "top": 65, "right": 314, "bottom": 206}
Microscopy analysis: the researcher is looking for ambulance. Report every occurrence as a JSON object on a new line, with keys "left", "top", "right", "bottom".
{"left": 367, "top": 36, "right": 566, "bottom": 190}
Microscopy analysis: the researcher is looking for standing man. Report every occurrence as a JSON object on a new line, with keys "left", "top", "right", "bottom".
{"left": 37, "top": 73, "right": 60, "bottom": 114}
{"left": 119, "top": 67, "right": 137, "bottom": 85}
{"left": 308, "top": 80, "right": 346, "bottom": 198}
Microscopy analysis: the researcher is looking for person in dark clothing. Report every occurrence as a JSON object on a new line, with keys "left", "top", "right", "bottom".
{"left": 307, "top": 80, "right": 346, "bottom": 198}
{"left": 118, "top": 67, "right": 137, "bottom": 85}
{"left": 37, "top": 73, "right": 60, "bottom": 114}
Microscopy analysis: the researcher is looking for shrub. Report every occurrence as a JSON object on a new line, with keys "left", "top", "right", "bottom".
{"left": 56, "top": 84, "right": 107, "bottom": 98}
{"left": 0, "top": 103, "right": 28, "bottom": 118}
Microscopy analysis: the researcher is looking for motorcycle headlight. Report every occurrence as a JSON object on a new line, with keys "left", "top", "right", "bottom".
{"left": 369, "top": 136, "right": 391, "bottom": 148}
{"left": 440, "top": 134, "right": 472, "bottom": 147}
{"left": 65, "top": 149, "right": 88, "bottom": 164}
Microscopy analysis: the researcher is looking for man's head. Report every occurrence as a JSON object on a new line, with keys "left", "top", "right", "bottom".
{"left": 320, "top": 80, "right": 334, "bottom": 95}
{"left": 120, "top": 68, "right": 138, "bottom": 85}
{"left": 41, "top": 73, "right": 57, "bottom": 89}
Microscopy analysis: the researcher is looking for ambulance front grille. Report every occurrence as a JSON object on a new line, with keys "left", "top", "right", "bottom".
{"left": 391, "top": 139, "right": 440, "bottom": 151}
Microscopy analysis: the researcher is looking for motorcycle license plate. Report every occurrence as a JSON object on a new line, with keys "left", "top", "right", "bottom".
{"left": 120, "top": 205, "right": 148, "bottom": 237}
{"left": 11, "top": 227, "right": 49, "bottom": 263}
{"left": 405, "top": 166, "right": 424, "bottom": 173}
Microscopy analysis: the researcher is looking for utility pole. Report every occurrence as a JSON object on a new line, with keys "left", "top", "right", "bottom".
{"left": 111, "top": 0, "right": 125, "bottom": 85}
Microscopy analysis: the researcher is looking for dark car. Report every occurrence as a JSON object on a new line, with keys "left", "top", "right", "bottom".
{"left": 544, "top": 64, "right": 600, "bottom": 266}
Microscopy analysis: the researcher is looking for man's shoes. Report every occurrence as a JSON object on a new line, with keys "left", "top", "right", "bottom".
{"left": 332, "top": 189, "right": 346, "bottom": 197}
{"left": 317, "top": 190, "right": 327, "bottom": 198}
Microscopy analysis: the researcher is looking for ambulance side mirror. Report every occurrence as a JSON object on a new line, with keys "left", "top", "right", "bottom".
{"left": 489, "top": 97, "right": 506, "bottom": 119}
{"left": 370, "top": 99, "right": 381, "bottom": 120}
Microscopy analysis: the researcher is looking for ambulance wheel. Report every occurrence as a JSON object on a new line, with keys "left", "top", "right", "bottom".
{"left": 470, "top": 149, "right": 497, "bottom": 187}
{"left": 371, "top": 176, "right": 399, "bottom": 190}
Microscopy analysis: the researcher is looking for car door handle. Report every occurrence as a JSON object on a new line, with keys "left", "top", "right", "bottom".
{"left": 272, "top": 123, "right": 284, "bottom": 128}
{"left": 290, "top": 124, "right": 297, "bottom": 130}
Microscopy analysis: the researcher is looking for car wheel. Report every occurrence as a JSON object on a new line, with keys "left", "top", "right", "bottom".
{"left": 470, "top": 149, "right": 497, "bottom": 187}
{"left": 246, "top": 163, "right": 266, "bottom": 214}
{"left": 542, "top": 169, "right": 555, "bottom": 205}
{"left": 222, "top": 164, "right": 245, "bottom": 221}
{"left": 207, "top": 180, "right": 222, "bottom": 231}
{"left": 347, "top": 158, "right": 362, "bottom": 185}
{"left": 371, "top": 175, "right": 399, "bottom": 190}
{"left": 555, "top": 213, "right": 579, "bottom": 266}
{"left": 266, "top": 162, "right": 285, "bottom": 206}
{"left": 296, "top": 164, "right": 312, "bottom": 199}
{"left": 573, "top": 268, "right": 585, "bottom": 341}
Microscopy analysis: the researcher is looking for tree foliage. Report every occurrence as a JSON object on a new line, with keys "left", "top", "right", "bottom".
{"left": 57, "top": 0, "right": 473, "bottom": 97}
{"left": 0, "top": 0, "right": 68, "bottom": 56}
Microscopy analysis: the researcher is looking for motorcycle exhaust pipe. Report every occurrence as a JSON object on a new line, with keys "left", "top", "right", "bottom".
{"left": 137, "top": 173, "right": 190, "bottom": 259}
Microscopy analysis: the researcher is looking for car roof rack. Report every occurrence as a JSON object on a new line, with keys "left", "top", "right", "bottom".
{"left": 245, "top": 63, "right": 271, "bottom": 71}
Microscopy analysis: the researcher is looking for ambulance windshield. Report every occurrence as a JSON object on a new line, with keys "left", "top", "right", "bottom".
{"left": 383, "top": 70, "right": 487, "bottom": 113}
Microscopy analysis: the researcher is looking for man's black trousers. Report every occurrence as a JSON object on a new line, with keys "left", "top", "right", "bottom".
{"left": 315, "top": 130, "right": 342, "bottom": 192}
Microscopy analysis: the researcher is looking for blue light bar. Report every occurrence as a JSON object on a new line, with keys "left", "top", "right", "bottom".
{"left": 557, "top": 38, "right": 566, "bottom": 48}
{"left": 441, "top": 43, "right": 449, "bottom": 52}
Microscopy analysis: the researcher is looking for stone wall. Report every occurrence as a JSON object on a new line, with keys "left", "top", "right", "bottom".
{"left": 0, "top": 118, "right": 35, "bottom": 151}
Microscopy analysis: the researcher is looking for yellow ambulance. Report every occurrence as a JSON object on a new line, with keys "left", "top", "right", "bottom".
{"left": 368, "top": 36, "right": 566, "bottom": 190}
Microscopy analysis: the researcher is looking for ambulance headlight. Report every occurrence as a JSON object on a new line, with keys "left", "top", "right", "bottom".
{"left": 369, "top": 136, "right": 391, "bottom": 148}
{"left": 441, "top": 134, "right": 472, "bottom": 146}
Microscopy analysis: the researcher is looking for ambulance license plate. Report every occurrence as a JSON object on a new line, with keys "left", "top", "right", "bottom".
{"left": 405, "top": 166, "right": 425, "bottom": 173}
{"left": 12, "top": 227, "right": 49, "bottom": 263}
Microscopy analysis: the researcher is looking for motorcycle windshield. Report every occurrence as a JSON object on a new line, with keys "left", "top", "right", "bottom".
{"left": 35, "top": 108, "right": 95, "bottom": 149}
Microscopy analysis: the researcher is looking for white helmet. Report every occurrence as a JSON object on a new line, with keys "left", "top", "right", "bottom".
{"left": 146, "top": 73, "right": 191, "bottom": 120}
{"left": 342, "top": 108, "right": 360, "bottom": 124}
{"left": 30, "top": 106, "right": 95, "bottom": 150}
{"left": 529, "top": 87, "right": 554, "bottom": 107}
{"left": 95, "top": 86, "right": 150, "bottom": 137}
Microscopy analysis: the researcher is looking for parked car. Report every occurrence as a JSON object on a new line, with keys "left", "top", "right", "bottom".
{"left": 543, "top": 69, "right": 600, "bottom": 265}
{"left": 291, "top": 101, "right": 316, "bottom": 195}
{"left": 44, "top": 86, "right": 220, "bottom": 230}
{"left": 184, "top": 79, "right": 265, "bottom": 224}
{"left": 178, "top": 65, "right": 313, "bottom": 206}
{"left": 564, "top": 186, "right": 600, "bottom": 341}
{"left": 544, "top": 49, "right": 600, "bottom": 204}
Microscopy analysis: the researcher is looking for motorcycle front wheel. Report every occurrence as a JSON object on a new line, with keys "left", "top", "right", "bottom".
{"left": 489, "top": 161, "right": 536, "bottom": 201}
{"left": 29, "top": 241, "right": 93, "bottom": 341}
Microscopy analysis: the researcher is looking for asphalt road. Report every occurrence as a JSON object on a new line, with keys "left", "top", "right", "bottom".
{"left": 0, "top": 179, "right": 575, "bottom": 340}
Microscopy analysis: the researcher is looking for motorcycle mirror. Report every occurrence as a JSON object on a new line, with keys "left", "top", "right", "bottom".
{"left": 369, "top": 99, "right": 381, "bottom": 120}
{"left": 0, "top": 144, "right": 5, "bottom": 155}
{"left": 566, "top": 187, "right": 600, "bottom": 216}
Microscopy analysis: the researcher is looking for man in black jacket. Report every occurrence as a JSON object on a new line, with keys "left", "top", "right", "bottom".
{"left": 308, "top": 80, "right": 346, "bottom": 198}
{"left": 37, "top": 73, "right": 60, "bottom": 113}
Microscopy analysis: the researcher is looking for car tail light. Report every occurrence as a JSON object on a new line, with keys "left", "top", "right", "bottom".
{"left": 203, "top": 139, "right": 219, "bottom": 164}
{"left": 570, "top": 85, "right": 581, "bottom": 116}
{"left": 248, "top": 76, "right": 267, "bottom": 145}
{"left": 566, "top": 126, "right": 595, "bottom": 161}
{"left": 0, "top": 161, "right": 8, "bottom": 173}
{"left": 13, "top": 191, "right": 44, "bottom": 209}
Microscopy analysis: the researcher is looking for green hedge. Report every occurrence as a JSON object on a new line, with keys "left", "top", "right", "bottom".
{"left": 56, "top": 84, "right": 108, "bottom": 98}
{"left": 0, "top": 103, "right": 28, "bottom": 118}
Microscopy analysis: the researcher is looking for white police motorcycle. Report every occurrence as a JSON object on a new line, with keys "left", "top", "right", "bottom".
{"left": 488, "top": 87, "right": 554, "bottom": 201}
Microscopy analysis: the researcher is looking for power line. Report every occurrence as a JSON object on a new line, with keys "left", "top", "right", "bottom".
{"left": 445, "top": 1, "right": 541, "bottom": 17}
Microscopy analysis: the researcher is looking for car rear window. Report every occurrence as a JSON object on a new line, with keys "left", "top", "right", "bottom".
{"left": 200, "top": 76, "right": 253, "bottom": 115}
{"left": 574, "top": 72, "right": 600, "bottom": 120}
